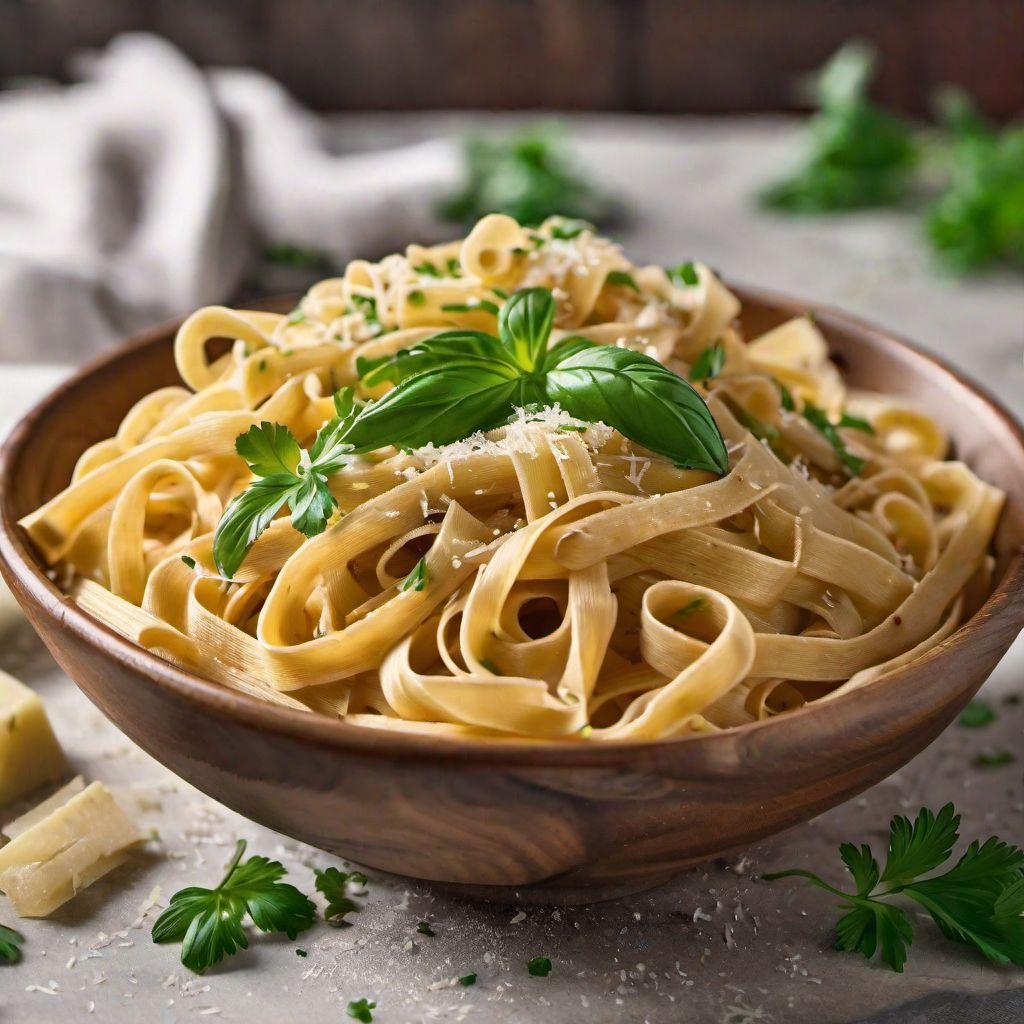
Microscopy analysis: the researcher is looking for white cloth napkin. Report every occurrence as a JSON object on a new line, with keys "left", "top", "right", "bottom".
{"left": 0, "top": 33, "right": 459, "bottom": 362}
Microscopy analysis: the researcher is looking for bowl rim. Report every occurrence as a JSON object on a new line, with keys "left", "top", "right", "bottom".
{"left": 2, "top": 284, "right": 1023, "bottom": 766}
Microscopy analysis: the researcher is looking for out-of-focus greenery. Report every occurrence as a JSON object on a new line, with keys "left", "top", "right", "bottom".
{"left": 438, "top": 125, "right": 613, "bottom": 229}
{"left": 760, "top": 42, "right": 919, "bottom": 212}
{"left": 761, "top": 42, "right": 1024, "bottom": 275}
{"left": 926, "top": 89, "right": 1024, "bottom": 273}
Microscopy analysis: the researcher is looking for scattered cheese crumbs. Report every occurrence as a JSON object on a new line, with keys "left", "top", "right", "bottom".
{"left": 0, "top": 781, "right": 142, "bottom": 917}
{"left": 411, "top": 406, "right": 613, "bottom": 469}
{"left": 0, "top": 668, "right": 67, "bottom": 806}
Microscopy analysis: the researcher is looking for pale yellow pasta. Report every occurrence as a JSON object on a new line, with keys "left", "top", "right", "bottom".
{"left": 20, "top": 215, "right": 1004, "bottom": 741}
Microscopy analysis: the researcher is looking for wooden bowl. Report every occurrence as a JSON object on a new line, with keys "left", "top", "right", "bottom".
{"left": 2, "top": 288, "right": 1023, "bottom": 905}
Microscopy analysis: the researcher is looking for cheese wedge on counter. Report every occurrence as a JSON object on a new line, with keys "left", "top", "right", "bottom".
{"left": 0, "top": 668, "right": 67, "bottom": 806}
{"left": 3, "top": 777, "right": 85, "bottom": 840}
{"left": 0, "top": 780, "right": 142, "bottom": 917}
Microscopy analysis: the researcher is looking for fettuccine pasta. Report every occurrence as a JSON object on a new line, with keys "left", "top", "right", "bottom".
{"left": 22, "top": 214, "right": 1004, "bottom": 740}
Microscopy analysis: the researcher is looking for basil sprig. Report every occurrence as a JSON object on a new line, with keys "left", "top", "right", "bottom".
{"left": 214, "top": 288, "right": 728, "bottom": 576}
{"left": 345, "top": 287, "right": 727, "bottom": 472}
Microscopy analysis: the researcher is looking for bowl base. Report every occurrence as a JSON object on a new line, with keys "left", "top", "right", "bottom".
{"left": 428, "top": 869, "right": 680, "bottom": 906}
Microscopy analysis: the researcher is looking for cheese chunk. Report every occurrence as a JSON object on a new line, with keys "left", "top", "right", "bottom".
{"left": 0, "top": 781, "right": 142, "bottom": 917}
{"left": 3, "top": 777, "right": 85, "bottom": 840}
{"left": 0, "top": 669, "right": 67, "bottom": 806}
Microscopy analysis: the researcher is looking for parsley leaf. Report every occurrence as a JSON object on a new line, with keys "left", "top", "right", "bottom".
{"left": 347, "top": 997, "right": 376, "bottom": 1022}
{"left": 458, "top": 972, "right": 477, "bottom": 986}
{"left": 236, "top": 422, "right": 302, "bottom": 477}
{"left": 213, "top": 392, "right": 361, "bottom": 576}
{"left": 880, "top": 804, "right": 960, "bottom": 886}
{"left": 0, "top": 923, "right": 25, "bottom": 963}
{"left": 765, "top": 803, "right": 1024, "bottom": 972}
{"left": 315, "top": 867, "right": 364, "bottom": 927}
{"left": 416, "top": 920, "right": 435, "bottom": 936}
{"left": 152, "top": 840, "right": 315, "bottom": 973}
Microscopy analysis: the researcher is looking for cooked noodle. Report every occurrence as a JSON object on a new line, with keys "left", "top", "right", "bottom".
{"left": 21, "top": 214, "right": 1004, "bottom": 740}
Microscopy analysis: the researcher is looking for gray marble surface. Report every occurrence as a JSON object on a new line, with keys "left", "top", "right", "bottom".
{"left": 2, "top": 115, "right": 1023, "bottom": 1023}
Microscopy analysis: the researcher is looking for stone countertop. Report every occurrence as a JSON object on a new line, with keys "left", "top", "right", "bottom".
{"left": 2, "top": 116, "right": 1023, "bottom": 1024}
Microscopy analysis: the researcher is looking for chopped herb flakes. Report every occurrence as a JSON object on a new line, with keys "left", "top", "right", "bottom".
{"left": 416, "top": 920, "right": 435, "bottom": 937}
{"left": 527, "top": 956, "right": 553, "bottom": 977}
{"left": 458, "top": 973, "right": 477, "bottom": 986}
{"left": 400, "top": 558, "right": 429, "bottom": 593}
{"left": 180, "top": 555, "right": 197, "bottom": 570}
{"left": 606, "top": 270, "right": 640, "bottom": 292}
{"left": 690, "top": 342, "right": 725, "bottom": 382}
{"left": 668, "top": 261, "right": 700, "bottom": 287}
{"left": 802, "top": 402, "right": 866, "bottom": 475}
{"left": 287, "top": 309, "right": 306, "bottom": 325}
{"left": 408, "top": 289, "right": 426, "bottom": 307}
{"left": 347, "top": 998, "right": 376, "bottom": 1023}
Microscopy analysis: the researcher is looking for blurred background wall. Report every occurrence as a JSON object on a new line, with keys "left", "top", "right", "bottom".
{"left": 2, "top": 0, "right": 1022, "bottom": 119}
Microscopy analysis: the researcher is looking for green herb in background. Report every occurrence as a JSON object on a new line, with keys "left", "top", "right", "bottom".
{"left": 438, "top": 125, "right": 613, "bottom": 228}
{"left": 764, "top": 804, "right": 1024, "bottom": 972}
{"left": 347, "top": 997, "right": 376, "bottom": 1022}
{"left": 458, "top": 973, "right": 477, "bottom": 986}
{"left": 151, "top": 840, "right": 316, "bottom": 973}
{"left": 416, "top": 920, "right": 436, "bottom": 937}
{"left": 959, "top": 700, "right": 996, "bottom": 727}
{"left": 0, "top": 923, "right": 24, "bottom": 964}
{"left": 264, "top": 243, "right": 332, "bottom": 271}
{"left": 761, "top": 41, "right": 918, "bottom": 212}
{"left": 974, "top": 750, "right": 1015, "bottom": 768}
{"left": 926, "top": 88, "right": 1024, "bottom": 273}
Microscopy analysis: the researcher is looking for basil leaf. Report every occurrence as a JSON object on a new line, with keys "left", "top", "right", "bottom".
{"left": 289, "top": 473, "right": 336, "bottom": 538}
{"left": 360, "top": 332, "right": 512, "bottom": 388}
{"left": 544, "top": 346, "right": 729, "bottom": 474}
{"left": 342, "top": 366, "right": 522, "bottom": 453}
{"left": 236, "top": 423, "right": 301, "bottom": 478}
{"left": 499, "top": 287, "right": 556, "bottom": 371}
{"left": 214, "top": 475, "right": 299, "bottom": 578}
{"left": 543, "top": 335, "right": 595, "bottom": 367}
